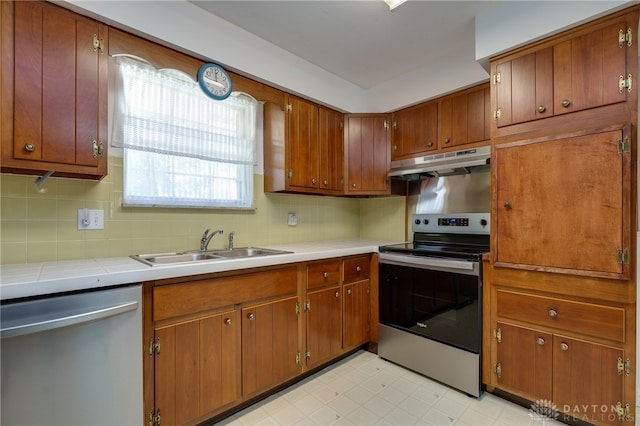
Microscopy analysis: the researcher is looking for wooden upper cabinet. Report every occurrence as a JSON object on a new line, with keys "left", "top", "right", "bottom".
{"left": 1, "top": 1, "right": 108, "bottom": 179}
{"left": 494, "top": 127, "right": 630, "bottom": 280}
{"left": 344, "top": 114, "right": 391, "bottom": 195}
{"left": 391, "top": 101, "right": 438, "bottom": 160}
{"left": 493, "top": 14, "right": 632, "bottom": 128}
{"left": 286, "top": 95, "right": 319, "bottom": 191}
{"left": 264, "top": 96, "right": 343, "bottom": 195}
{"left": 318, "top": 106, "right": 344, "bottom": 194}
{"left": 439, "top": 84, "right": 490, "bottom": 148}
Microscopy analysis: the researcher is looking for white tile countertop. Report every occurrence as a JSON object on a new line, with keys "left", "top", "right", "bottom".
{"left": 0, "top": 239, "right": 400, "bottom": 301}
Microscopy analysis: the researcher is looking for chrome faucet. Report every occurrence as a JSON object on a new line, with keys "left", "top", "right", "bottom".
{"left": 228, "top": 231, "right": 235, "bottom": 250}
{"left": 200, "top": 228, "right": 223, "bottom": 251}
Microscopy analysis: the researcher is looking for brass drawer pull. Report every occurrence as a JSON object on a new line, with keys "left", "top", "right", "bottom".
{"left": 356, "top": 266, "right": 361, "bottom": 272}
{"left": 548, "top": 309, "right": 558, "bottom": 318}
{"left": 561, "top": 99, "right": 571, "bottom": 108}
{"left": 560, "top": 342, "right": 569, "bottom": 351}
{"left": 537, "top": 337, "right": 545, "bottom": 346}
{"left": 537, "top": 105, "right": 546, "bottom": 113}
{"left": 323, "top": 272, "right": 329, "bottom": 278}
{"left": 347, "top": 289, "right": 352, "bottom": 295}
{"left": 24, "top": 143, "right": 36, "bottom": 152}
{"left": 248, "top": 313, "right": 255, "bottom": 321}
{"left": 225, "top": 318, "right": 232, "bottom": 326}
{"left": 335, "top": 291, "right": 340, "bottom": 298}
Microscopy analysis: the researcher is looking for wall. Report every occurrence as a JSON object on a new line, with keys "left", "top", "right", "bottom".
{"left": 0, "top": 159, "right": 405, "bottom": 264}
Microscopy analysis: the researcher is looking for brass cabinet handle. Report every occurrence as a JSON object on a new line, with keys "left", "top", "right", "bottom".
{"left": 560, "top": 342, "right": 569, "bottom": 351}
{"left": 225, "top": 318, "right": 232, "bottom": 326}
{"left": 24, "top": 143, "right": 36, "bottom": 152}
{"left": 428, "top": 142, "right": 433, "bottom": 147}
{"left": 548, "top": 309, "right": 558, "bottom": 318}
{"left": 323, "top": 272, "right": 329, "bottom": 278}
{"left": 335, "top": 291, "right": 340, "bottom": 298}
{"left": 323, "top": 179, "right": 328, "bottom": 186}
{"left": 537, "top": 337, "right": 545, "bottom": 346}
{"left": 561, "top": 99, "right": 571, "bottom": 108}
{"left": 311, "top": 178, "right": 317, "bottom": 185}
{"left": 347, "top": 289, "right": 352, "bottom": 295}
{"left": 352, "top": 183, "right": 357, "bottom": 188}
{"left": 356, "top": 266, "right": 361, "bottom": 272}
{"left": 503, "top": 201, "right": 512, "bottom": 210}
{"left": 537, "top": 105, "right": 546, "bottom": 113}
{"left": 248, "top": 313, "right": 255, "bottom": 320}
{"left": 443, "top": 137, "right": 450, "bottom": 144}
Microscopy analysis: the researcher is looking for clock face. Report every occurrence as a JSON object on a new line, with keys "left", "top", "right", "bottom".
{"left": 197, "top": 63, "right": 232, "bottom": 100}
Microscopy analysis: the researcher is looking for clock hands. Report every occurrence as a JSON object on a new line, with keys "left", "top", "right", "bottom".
{"left": 202, "top": 75, "right": 225, "bottom": 88}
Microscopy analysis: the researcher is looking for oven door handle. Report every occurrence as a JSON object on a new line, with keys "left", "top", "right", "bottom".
{"left": 378, "top": 252, "right": 479, "bottom": 275}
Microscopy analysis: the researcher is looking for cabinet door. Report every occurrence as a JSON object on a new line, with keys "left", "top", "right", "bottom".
{"left": 343, "top": 279, "right": 370, "bottom": 349}
{"left": 6, "top": 1, "right": 107, "bottom": 176}
{"left": 154, "top": 310, "right": 240, "bottom": 426}
{"left": 553, "top": 335, "right": 623, "bottom": 425}
{"left": 318, "top": 107, "right": 344, "bottom": 193}
{"left": 306, "top": 287, "right": 342, "bottom": 368}
{"left": 440, "top": 85, "right": 490, "bottom": 148}
{"left": 286, "top": 95, "right": 319, "bottom": 191}
{"left": 495, "top": 322, "right": 552, "bottom": 401}
{"left": 553, "top": 20, "right": 627, "bottom": 116}
{"left": 391, "top": 101, "right": 438, "bottom": 159}
{"left": 344, "top": 115, "right": 390, "bottom": 194}
{"left": 495, "top": 128, "right": 629, "bottom": 279}
{"left": 494, "top": 48, "right": 553, "bottom": 127}
{"left": 242, "top": 296, "right": 300, "bottom": 396}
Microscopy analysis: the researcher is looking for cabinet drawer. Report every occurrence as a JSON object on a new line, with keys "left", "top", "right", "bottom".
{"left": 153, "top": 267, "right": 297, "bottom": 322}
{"left": 496, "top": 290, "right": 624, "bottom": 343}
{"left": 343, "top": 256, "right": 370, "bottom": 283}
{"left": 307, "top": 260, "right": 340, "bottom": 289}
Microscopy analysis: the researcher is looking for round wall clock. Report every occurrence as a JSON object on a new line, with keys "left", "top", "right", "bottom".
{"left": 197, "top": 62, "right": 232, "bottom": 100}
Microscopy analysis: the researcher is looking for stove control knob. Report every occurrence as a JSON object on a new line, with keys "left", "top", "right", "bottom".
{"left": 414, "top": 219, "right": 421, "bottom": 225}
{"left": 480, "top": 219, "right": 488, "bottom": 227}
{"left": 423, "top": 219, "right": 429, "bottom": 225}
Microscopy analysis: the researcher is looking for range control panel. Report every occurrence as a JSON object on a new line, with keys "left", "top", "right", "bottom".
{"left": 412, "top": 213, "right": 490, "bottom": 234}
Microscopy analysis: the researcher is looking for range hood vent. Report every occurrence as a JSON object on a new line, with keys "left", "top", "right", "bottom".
{"left": 389, "top": 146, "right": 490, "bottom": 180}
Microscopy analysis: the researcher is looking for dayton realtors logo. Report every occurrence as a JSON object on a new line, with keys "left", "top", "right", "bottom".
{"left": 529, "top": 399, "right": 560, "bottom": 423}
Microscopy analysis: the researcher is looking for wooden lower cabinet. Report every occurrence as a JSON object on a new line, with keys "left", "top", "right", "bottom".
{"left": 145, "top": 255, "right": 376, "bottom": 425}
{"left": 242, "top": 296, "right": 301, "bottom": 397}
{"left": 305, "top": 286, "right": 342, "bottom": 368}
{"left": 154, "top": 309, "right": 241, "bottom": 426}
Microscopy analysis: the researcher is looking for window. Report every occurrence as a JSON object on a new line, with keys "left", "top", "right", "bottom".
{"left": 112, "top": 56, "right": 258, "bottom": 209}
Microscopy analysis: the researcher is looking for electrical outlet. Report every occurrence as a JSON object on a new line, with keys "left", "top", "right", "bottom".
{"left": 78, "top": 209, "right": 104, "bottom": 230}
{"left": 287, "top": 213, "right": 297, "bottom": 226}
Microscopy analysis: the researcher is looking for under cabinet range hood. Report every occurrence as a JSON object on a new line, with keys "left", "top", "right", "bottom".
{"left": 389, "top": 146, "right": 490, "bottom": 180}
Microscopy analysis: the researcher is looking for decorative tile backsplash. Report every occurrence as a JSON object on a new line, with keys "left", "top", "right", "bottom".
{"left": 0, "top": 157, "right": 405, "bottom": 264}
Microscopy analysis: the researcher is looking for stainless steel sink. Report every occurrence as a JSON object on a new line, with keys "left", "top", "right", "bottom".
{"left": 130, "top": 252, "right": 222, "bottom": 266}
{"left": 210, "top": 247, "right": 291, "bottom": 258}
{"left": 130, "top": 247, "right": 291, "bottom": 266}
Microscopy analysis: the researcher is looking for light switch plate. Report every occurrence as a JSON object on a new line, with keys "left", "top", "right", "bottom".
{"left": 287, "top": 213, "right": 297, "bottom": 226}
{"left": 78, "top": 209, "right": 104, "bottom": 230}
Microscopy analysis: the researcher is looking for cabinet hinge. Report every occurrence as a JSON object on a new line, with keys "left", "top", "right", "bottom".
{"left": 493, "top": 327, "right": 502, "bottom": 343}
{"left": 383, "top": 120, "right": 389, "bottom": 130}
{"left": 617, "top": 137, "right": 631, "bottom": 154}
{"left": 149, "top": 337, "right": 160, "bottom": 356}
{"left": 617, "top": 248, "right": 630, "bottom": 265}
{"left": 304, "top": 300, "right": 311, "bottom": 312}
{"left": 287, "top": 169, "right": 293, "bottom": 179}
{"left": 492, "top": 108, "right": 501, "bottom": 120}
{"left": 340, "top": 120, "right": 344, "bottom": 129}
{"left": 619, "top": 28, "right": 633, "bottom": 48}
{"left": 619, "top": 74, "right": 632, "bottom": 93}
{"left": 392, "top": 143, "right": 397, "bottom": 153}
{"left": 149, "top": 409, "right": 161, "bottom": 426}
{"left": 305, "top": 350, "right": 311, "bottom": 360}
{"left": 367, "top": 285, "right": 370, "bottom": 295}
{"left": 615, "top": 402, "right": 632, "bottom": 421}
{"left": 493, "top": 363, "right": 502, "bottom": 378}
{"left": 286, "top": 103, "right": 292, "bottom": 112}
{"left": 491, "top": 72, "right": 501, "bottom": 85}
{"left": 617, "top": 357, "right": 631, "bottom": 376}
{"left": 295, "top": 352, "right": 301, "bottom": 365}
{"left": 392, "top": 120, "right": 397, "bottom": 130}
{"left": 92, "top": 33, "right": 105, "bottom": 55}
{"left": 296, "top": 301, "right": 300, "bottom": 315}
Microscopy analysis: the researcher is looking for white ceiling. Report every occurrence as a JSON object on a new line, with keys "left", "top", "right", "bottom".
{"left": 190, "top": 1, "right": 501, "bottom": 90}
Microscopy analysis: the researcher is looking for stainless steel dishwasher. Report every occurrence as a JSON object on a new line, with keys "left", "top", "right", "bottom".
{"left": 1, "top": 283, "right": 143, "bottom": 426}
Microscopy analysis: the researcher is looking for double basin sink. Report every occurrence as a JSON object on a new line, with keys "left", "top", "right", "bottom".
{"left": 131, "top": 247, "right": 291, "bottom": 266}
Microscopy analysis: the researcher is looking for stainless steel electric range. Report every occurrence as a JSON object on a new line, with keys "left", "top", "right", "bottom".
{"left": 378, "top": 212, "right": 490, "bottom": 397}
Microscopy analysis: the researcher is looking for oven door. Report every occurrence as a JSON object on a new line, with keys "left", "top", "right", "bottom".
{"left": 378, "top": 252, "right": 481, "bottom": 354}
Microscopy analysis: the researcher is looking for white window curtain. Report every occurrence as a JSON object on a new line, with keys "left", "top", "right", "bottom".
{"left": 112, "top": 56, "right": 258, "bottom": 209}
